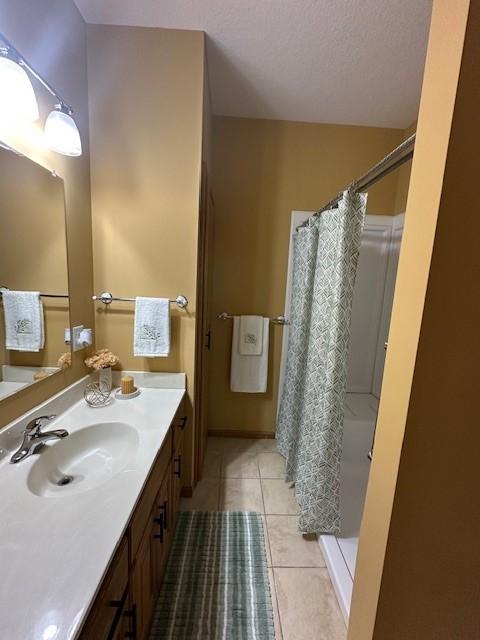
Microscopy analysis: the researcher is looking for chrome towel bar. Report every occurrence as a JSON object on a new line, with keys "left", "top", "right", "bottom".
{"left": 92, "top": 292, "right": 188, "bottom": 308}
{"left": 218, "top": 312, "right": 289, "bottom": 325}
{"left": 0, "top": 286, "right": 68, "bottom": 299}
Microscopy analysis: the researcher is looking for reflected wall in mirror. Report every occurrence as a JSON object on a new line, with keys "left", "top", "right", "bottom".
{"left": 0, "top": 146, "right": 71, "bottom": 402}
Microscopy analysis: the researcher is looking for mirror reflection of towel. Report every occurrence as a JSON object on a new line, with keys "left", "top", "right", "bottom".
{"left": 2, "top": 290, "right": 44, "bottom": 352}
{"left": 231, "top": 316, "right": 269, "bottom": 393}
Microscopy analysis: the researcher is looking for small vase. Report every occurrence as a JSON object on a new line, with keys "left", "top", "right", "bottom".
{"left": 99, "top": 366, "right": 112, "bottom": 392}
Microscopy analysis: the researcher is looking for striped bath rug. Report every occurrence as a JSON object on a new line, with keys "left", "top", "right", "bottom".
{"left": 150, "top": 511, "right": 275, "bottom": 640}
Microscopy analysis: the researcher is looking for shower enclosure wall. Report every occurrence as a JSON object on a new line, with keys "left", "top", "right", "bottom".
{"left": 279, "top": 211, "right": 404, "bottom": 622}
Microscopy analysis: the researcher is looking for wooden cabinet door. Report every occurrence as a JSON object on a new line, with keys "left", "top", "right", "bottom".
{"left": 159, "top": 470, "right": 172, "bottom": 562}
{"left": 131, "top": 520, "right": 155, "bottom": 640}
{"left": 172, "top": 434, "right": 184, "bottom": 517}
{"left": 194, "top": 164, "right": 214, "bottom": 484}
{"left": 110, "top": 596, "right": 135, "bottom": 640}
{"left": 151, "top": 472, "right": 171, "bottom": 595}
{"left": 79, "top": 538, "right": 129, "bottom": 640}
{"left": 130, "top": 431, "right": 172, "bottom": 562}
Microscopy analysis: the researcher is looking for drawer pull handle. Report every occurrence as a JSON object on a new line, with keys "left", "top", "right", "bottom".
{"left": 177, "top": 416, "right": 187, "bottom": 430}
{"left": 107, "top": 590, "right": 128, "bottom": 640}
{"left": 158, "top": 500, "right": 168, "bottom": 531}
{"left": 174, "top": 455, "right": 182, "bottom": 478}
{"left": 124, "top": 603, "right": 137, "bottom": 639}
{"left": 154, "top": 514, "right": 164, "bottom": 543}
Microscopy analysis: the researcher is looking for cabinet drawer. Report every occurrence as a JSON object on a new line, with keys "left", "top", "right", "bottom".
{"left": 130, "top": 430, "right": 172, "bottom": 561}
{"left": 80, "top": 537, "right": 128, "bottom": 640}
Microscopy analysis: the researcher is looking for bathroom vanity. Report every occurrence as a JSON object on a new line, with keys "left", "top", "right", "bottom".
{"left": 0, "top": 373, "right": 187, "bottom": 640}
{"left": 79, "top": 401, "right": 186, "bottom": 640}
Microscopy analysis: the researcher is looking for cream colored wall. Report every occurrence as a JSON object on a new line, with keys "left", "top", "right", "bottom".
{"left": 87, "top": 25, "right": 205, "bottom": 485}
{"left": 0, "top": 149, "right": 69, "bottom": 369}
{"left": 349, "top": 1, "right": 476, "bottom": 637}
{"left": 393, "top": 121, "right": 417, "bottom": 213}
{"left": 208, "top": 117, "right": 405, "bottom": 434}
{"left": 0, "top": 0, "right": 94, "bottom": 428}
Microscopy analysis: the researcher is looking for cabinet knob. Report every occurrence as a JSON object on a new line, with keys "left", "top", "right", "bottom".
{"left": 177, "top": 416, "right": 187, "bottom": 430}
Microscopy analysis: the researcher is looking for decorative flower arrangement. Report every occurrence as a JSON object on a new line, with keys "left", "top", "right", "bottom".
{"left": 84, "top": 348, "right": 119, "bottom": 370}
{"left": 57, "top": 351, "right": 72, "bottom": 369}
{"left": 34, "top": 369, "right": 51, "bottom": 381}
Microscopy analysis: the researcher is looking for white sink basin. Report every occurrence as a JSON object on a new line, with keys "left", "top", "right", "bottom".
{"left": 27, "top": 422, "right": 139, "bottom": 497}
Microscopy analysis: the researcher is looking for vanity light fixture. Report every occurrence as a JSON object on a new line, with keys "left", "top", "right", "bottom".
{"left": 0, "top": 48, "right": 39, "bottom": 124}
{"left": 45, "top": 103, "right": 82, "bottom": 157}
{"left": 0, "top": 32, "right": 82, "bottom": 156}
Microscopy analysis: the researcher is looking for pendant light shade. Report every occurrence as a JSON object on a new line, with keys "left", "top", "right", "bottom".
{"left": 0, "top": 52, "right": 39, "bottom": 124}
{"left": 44, "top": 103, "right": 82, "bottom": 156}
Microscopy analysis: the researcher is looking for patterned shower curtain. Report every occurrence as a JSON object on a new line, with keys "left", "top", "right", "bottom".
{"left": 277, "top": 190, "right": 367, "bottom": 534}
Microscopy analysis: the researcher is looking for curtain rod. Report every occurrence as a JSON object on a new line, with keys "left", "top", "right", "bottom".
{"left": 299, "top": 133, "right": 416, "bottom": 228}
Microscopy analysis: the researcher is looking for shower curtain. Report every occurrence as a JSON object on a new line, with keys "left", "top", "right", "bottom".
{"left": 277, "top": 190, "right": 367, "bottom": 534}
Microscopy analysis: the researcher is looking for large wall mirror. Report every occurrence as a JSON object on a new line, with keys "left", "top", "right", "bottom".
{"left": 0, "top": 146, "right": 71, "bottom": 402}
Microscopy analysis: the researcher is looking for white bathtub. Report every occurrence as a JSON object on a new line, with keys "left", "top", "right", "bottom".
{"left": 319, "top": 392, "right": 378, "bottom": 622}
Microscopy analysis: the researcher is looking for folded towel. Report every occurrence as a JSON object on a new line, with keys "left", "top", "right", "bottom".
{"left": 2, "top": 290, "right": 45, "bottom": 352}
{"left": 231, "top": 316, "right": 269, "bottom": 393}
{"left": 134, "top": 297, "right": 170, "bottom": 357}
{"left": 238, "top": 315, "right": 264, "bottom": 356}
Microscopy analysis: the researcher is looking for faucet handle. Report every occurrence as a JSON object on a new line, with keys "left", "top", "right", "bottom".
{"left": 25, "top": 415, "right": 57, "bottom": 434}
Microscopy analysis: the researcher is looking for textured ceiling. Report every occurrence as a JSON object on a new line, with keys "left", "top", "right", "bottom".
{"left": 73, "top": 0, "right": 432, "bottom": 128}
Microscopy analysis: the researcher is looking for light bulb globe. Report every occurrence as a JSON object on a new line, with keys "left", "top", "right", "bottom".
{"left": 44, "top": 105, "right": 82, "bottom": 157}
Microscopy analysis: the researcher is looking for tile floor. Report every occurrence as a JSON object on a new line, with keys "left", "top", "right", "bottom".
{"left": 180, "top": 437, "right": 347, "bottom": 640}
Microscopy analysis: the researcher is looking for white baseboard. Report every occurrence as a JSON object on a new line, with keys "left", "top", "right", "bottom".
{"left": 319, "top": 534, "right": 352, "bottom": 624}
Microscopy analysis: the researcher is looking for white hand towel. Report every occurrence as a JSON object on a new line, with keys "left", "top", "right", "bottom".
{"left": 134, "top": 297, "right": 170, "bottom": 357}
{"left": 2, "top": 290, "right": 45, "bottom": 352}
{"left": 230, "top": 316, "right": 269, "bottom": 393}
{"left": 238, "top": 315, "right": 264, "bottom": 356}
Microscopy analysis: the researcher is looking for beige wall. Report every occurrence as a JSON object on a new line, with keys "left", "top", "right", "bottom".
{"left": 393, "top": 121, "right": 417, "bottom": 213}
{"left": 87, "top": 25, "right": 205, "bottom": 485}
{"left": 349, "top": 1, "right": 478, "bottom": 637}
{"left": 0, "top": 0, "right": 94, "bottom": 428}
{"left": 208, "top": 117, "right": 407, "bottom": 434}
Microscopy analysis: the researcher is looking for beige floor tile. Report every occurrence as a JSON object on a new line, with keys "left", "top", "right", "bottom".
{"left": 258, "top": 452, "right": 286, "bottom": 479}
{"left": 219, "top": 478, "right": 264, "bottom": 512}
{"left": 201, "top": 447, "right": 222, "bottom": 478}
{"left": 221, "top": 437, "right": 259, "bottom": 455}
{"left": 254, "top": 438, "right": 279, "bottom": 453}
{"left": 179, "top": 478, "right": 219, "bottom": 511}
{"left": 222, "top": 451, "right": 259, "bottom": 478}
{"left": 262, "top": 479, "right": 300, "bottom": 515}
{"left": 268, "top": 568, "right": 284, "bottom": 640}
{"left": 274, "top": 568, "right": 346, "bottom": 640}
{"left": 267, "top": 516, "right": 325, "bottom": 567}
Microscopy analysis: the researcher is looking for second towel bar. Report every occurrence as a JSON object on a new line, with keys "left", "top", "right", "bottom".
{"left": 218, "top": 312, "right": 289, "bottom": 325}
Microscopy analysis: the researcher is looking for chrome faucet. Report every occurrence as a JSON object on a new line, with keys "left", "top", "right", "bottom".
{"left": 10, "top": 415, "right": 69, "bottom": 464}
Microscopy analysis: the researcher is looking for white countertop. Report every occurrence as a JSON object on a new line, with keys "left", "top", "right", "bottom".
{"left": 0, "top": 374, "right": 185, "bottom": 640}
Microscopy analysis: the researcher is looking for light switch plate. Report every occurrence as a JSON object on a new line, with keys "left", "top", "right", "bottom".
{"left": 71, "top": 325, "right": 84, "bottom": 352}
